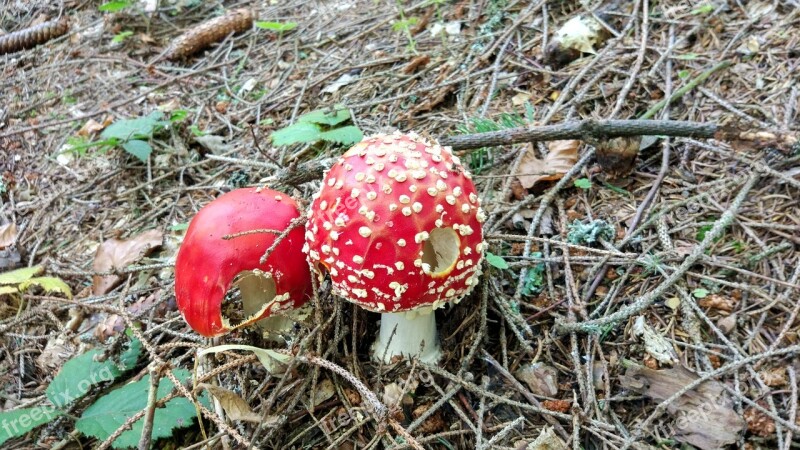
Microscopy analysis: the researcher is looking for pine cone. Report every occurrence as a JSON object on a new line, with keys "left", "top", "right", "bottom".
{"left": 166, "top": 8, "right": 254, "bottom": 60}
{"left": 0, "top": 18, "right": 70, "bottom": 55}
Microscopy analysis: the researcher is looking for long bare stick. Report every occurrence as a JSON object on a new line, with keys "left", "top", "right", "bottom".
{"left": 439, "top": 119, "right": 717, "bottom": 150}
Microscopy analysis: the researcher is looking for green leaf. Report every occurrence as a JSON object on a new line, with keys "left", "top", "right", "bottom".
{"left": 692, "top": 288, "right": 709, "bottom": 299}
{"left": 0, "top": 286, "right": 18, "bottom": 295}
{"left": 119, "top": 335, "right": 143, "bottom": 370}
{"left": 46, "top": 338, "right": 140, "bottom": 408}
{"left": 600, "top": 180, "right": 631, "bottom": 196}
{"left": 392, "top": 17, "right": 418, "bottom": 32}
{"left": 318, "top": 126, "right": 363, "bottom": 145}
{"left": 18, "top": 277, "right": 72, "bottom": 298}
{"left": 270, "top": 122, "right": 322, "bottom": 146}
{"left": 199, "top": 345, "right": 291, "bottom": 374}
{"left": 0, "top": 407, "right": 62, "bottom": 445}
{"left": 691, "top": 4, "right": 714, "bottom": 14}
{"left": 255, "top": 21, "right": 298, "bottom": 32}
{"left": 0, "top": 266, "right": 43, "bottom": 285}
{"left": 485, "top": 252, "right": 509, "bottom": 270}
{"left": 574, "top": 178, "right": 592, "bottom": 190}
{"left": 521, "top": 252, "right": 545, "bottom": 296}
{"left": 112, "top": 31, "right": 133, "bottom": 43}
{"left": 169, "top": 222, "right": 189, "bottom": 232}
{"left": 297, "top": 107, "right": 351, "bottom": 126}
{"left": 678, "top": 69, "right": 691, "bottom": 79}
{"left": 76, "top": 369, "right": 207, "bottom": 449}
{"left": 169, "top": 110, "right": 188, "bottom": 122}
{"left": 121, "top": 139, "right": 152, "bottom": 162}
{"left": 696, "top": 224, "right": 713, "bottom": 241}
{"left": 101, "top": 111, "right": 166, "bottom": 142}
{"left": 675, "top": 53, "right": 699, "bottom": 60}
{"left": 98, "top": 0, "right": 131, "bottom": 12}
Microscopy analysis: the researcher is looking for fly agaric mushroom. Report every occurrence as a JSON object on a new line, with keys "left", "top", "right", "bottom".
{"left": 304, "top": 132, "right": 485, "bottom": 363}
{"left": 175, "top": 187, "right": 310, "bottom": 337}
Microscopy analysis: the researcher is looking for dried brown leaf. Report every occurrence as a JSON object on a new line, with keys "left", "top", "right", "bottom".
{"left": 620, "top": 364, "right": 745, "bottom": 449}
{"left": 758, "top": 367, "right": 787, "bottom": 388}
{"left": 0, "top": 223, "right": 16, "bottom": 248}
{"left": 312, "top": 378, "right": 336, "bottom": 407}
{"left": 515, "top": 363, "right": 559, "bottom": 396}
{"left": 517, "top": 140, "right": 579, "bottom": 190}
{"left": 526, "top": 426, "right": 568, "bottom": 450}
{"left": 94, "top": 313, "right": 125, "bottom": 343}
{"left": 698, "top": 294, "right": 737, "bottom": 312}
{"left": 402, "top": 55, "right": 430, "bottom": 74}
{"left": 541, "top": 399, "right": 571, "bottom": 413}
{"left": 198, "top": 383, "right": 265, "bottom": 423}
{"left": 77, "top": 118, "right": 108, "bottom": 137}
{"left": 92, "top": 229, "right": 163, "bottom": 295}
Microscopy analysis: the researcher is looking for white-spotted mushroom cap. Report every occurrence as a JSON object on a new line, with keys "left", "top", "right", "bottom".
{"left": 304, "top": 131, "right": 485, "bottom": 313}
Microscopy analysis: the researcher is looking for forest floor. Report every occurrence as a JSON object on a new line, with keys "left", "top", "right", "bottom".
{"left": 1, "top": 0, "right": 799, "bottom": 449}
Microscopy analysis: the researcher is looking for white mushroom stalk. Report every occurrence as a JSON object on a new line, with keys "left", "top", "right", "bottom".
{"left": 372, "top": 310, "right": 441, "bottom": 364}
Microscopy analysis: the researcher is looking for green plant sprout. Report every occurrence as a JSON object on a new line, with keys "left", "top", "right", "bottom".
{"left": 270, "top": 106, "right": 363, "bottom": 147}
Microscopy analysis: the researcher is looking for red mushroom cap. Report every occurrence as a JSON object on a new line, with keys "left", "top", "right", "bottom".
{"left": 175, "top": 187, "right": 310, "bottom": 337}
{"left": 304, "top": 132, "right": 485, "bottom": 313}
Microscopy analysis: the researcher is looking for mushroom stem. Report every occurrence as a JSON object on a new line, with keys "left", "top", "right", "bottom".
{"left": 372, "top": 311, "right": 442, "bottom": 363}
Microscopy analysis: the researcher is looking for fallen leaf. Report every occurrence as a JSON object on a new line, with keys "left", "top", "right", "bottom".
{"left": 402, "top": 55, "right": 430, "bottom": 74}
{"left": 717, "top": 313, "right": 737, "bottom": 334}
{"left": 698, "top": 294, "right": 737, "bottom": 312}
{"left": 198, "top": 383, "right": 264, "bottom": 423}
{"left": 633, "top": 316, "right": 677, "bottom": 365}
{"left": 517, "top": 140, "right": 579, "bottom": 190}
{"left": 92, "top": 229, "right": 163, "bottom": 295}
{"left": 36, "top": 335, "right": 77, "bottom": 372}
{"left": 759, "top": 367, "right": 787, "bottom": 388}
{"left": 382, "top": 377, "right": 418, "bottom": 407}
{"left": 94, "top": 314, "right": 126, "bottom": 343}
{"left": 620, "top": 363, "right": 745, "bottom": 449}
{"left": 0, "top": 247, "right": 22, "bottom": 272}
{"left": 0, "top": 223, "right": 17, "bottom": 248}
{"left": 321, "top": 73, "right": 357, "bottom": 94}
{"left": 199, "top": 344, "right": 291, "bottom": 375}
{"left": 541, "top": 399, "right": 570, "bottom": 413}
{"left": 77, "top": 119, "right": 108, "bottom": 137}
{"left": 193, "top": 134, "right": 231, "bottom": 154}
{"left": 515, "top": 363, "right": 559, "bottom": 396}
{"left": 511, "top": 92, "right": 532, "bottom": 106}
{"left": 526, "top": 426, "right": 568, "bottom": 450}
{"left": 312, "top": 378, "right": 336, "bottom": 407}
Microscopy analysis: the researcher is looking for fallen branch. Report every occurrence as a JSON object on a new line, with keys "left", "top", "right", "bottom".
{"left": 439, "top": 119, "right": 716, "bottom": 150}
{"left": 267, "top": 120, "right": 796, "bottom": 187}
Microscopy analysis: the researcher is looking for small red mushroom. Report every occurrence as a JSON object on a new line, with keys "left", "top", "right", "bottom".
{"left": 304, "top": 132, "right": 485, "bottom": 363}
{"left": 175, "top": 187, "right": 311, "bottom": 337}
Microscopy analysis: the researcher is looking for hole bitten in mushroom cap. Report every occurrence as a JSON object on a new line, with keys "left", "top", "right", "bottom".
{"left": 220, "top": 271, "right": 280, "bottom": 329}
{"left": 421, "top": 227, "right": 460, "bottom": 277}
